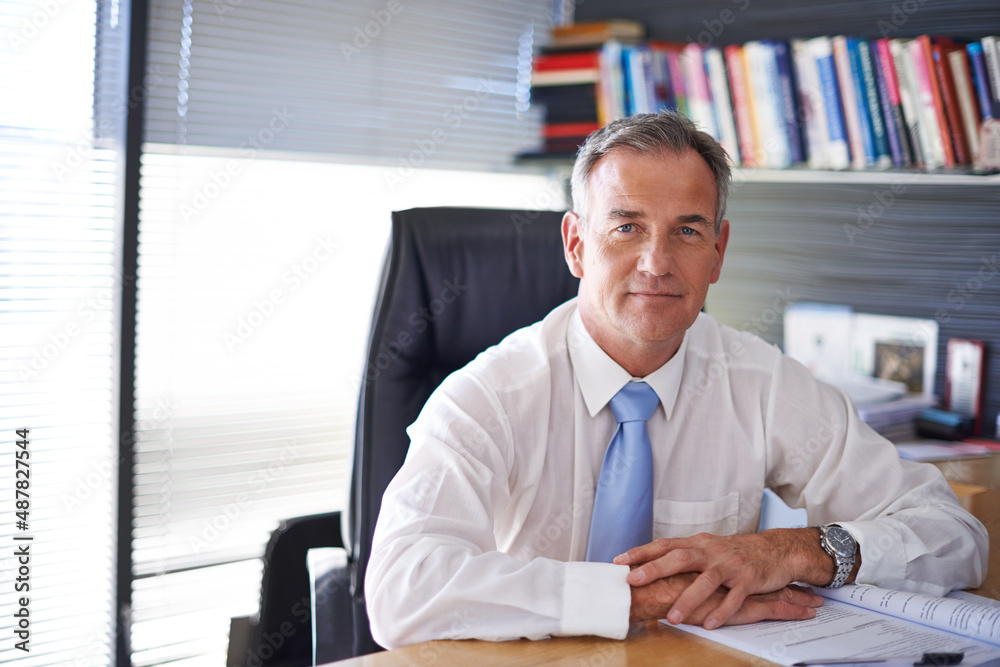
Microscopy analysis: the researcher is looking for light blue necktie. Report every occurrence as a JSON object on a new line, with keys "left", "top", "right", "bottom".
{"left": 586, "top": 381, "right": 659, "bottom": 563}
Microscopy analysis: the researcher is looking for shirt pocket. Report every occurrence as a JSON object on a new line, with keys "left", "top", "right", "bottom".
{"left": 653, "top": 493, "right": 740, "bottom": 539}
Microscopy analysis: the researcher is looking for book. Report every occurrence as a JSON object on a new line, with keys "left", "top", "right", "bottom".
{"left": 933, "top": 42, "right": 971, "bottom": 165}
{"left": 681, "top": 43, "right": 719, "bottom": 140}
{"left": 981, "top": 36, "right": 1000, "bottom": 117}
{"left": 705, "top": 46, "right": 741, "bottom": 164}
{"left": 874, "top": 38, "right": 914, "bottom": 166}
{"left": 949, "top": 48, "right": 981, "bottom": 157}
{"left": 772, "top": 40, "right": 805, "bottom": 165}
{"left": 891, "top": 38, "right": 929, "bottom": 167}
{"left": 968, "top": 42, "right": 995, "bottom": 120}
{"left": 913, "top": 35, "right": 955, "bottom": 167}
{"left": 855, "top": 39, "right": 892, "bottom": 168}
{"left": 669, "top": 584, "right": 1000, "bottom": 666}
{"left": 791, "top": 38, "right": 829, "bottom": 169}
{"left": 596, "top": 40, "right": 627, "bottom": 124}
{"left": 833, "top": 36, "right": 866, "bottom": 169}
{"left": 623, "top": 44, "right": 657, "bottom": 115}
{"left": 550, "top": 20, "right": 644, "bottom": 49}
{"left": 812, "top": 36, "right": 851, "bottom": 170}
{"left": 725, "top": 44, "right": 759, "bottom": 167}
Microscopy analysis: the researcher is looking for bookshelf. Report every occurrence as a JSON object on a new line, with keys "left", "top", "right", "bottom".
{"left": 525, "top": 0, "right": 1000, "bottom": 437}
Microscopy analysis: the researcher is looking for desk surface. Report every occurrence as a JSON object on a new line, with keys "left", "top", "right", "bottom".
{"left": 329, "top": 457, "right": 1000, "bottom": 667}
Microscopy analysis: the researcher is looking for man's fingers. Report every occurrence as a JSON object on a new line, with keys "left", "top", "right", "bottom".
{"left": 614, "top": 538, "right": 677, "bottom": 565}
{"left": 663, "top": 571, "right": 725, "bottom": 626}
{"left": 626, "top": 547, "right": 700, "bottom": 584}
{"left": 727, "top": 587, "right": 824, "bottom": 625}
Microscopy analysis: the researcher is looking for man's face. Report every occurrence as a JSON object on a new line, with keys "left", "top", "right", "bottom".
{"left": 562, "top": 148, "right": 729, "bottom": 371}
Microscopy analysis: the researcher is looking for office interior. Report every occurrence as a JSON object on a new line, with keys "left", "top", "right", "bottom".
{"left": 2, "top": 0, "right": 999, "bottom": 666}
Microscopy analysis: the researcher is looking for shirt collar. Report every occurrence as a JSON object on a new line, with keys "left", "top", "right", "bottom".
{"left": 567, "top": 307, "right": 687, "bottom": 420}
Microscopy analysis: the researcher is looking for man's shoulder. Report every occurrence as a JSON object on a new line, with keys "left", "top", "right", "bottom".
{"left": 688, "top": 311, "right": 781, "bottom": 369}
{"left": 461, "top": 299, "right": 576, "bottom": 391}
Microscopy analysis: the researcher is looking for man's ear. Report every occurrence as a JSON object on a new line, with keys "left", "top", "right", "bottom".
{"left": 710, "top": 218, "right": 730, "bottom": 284}
{"left": 562, "top": 210, "right": 585, "bottom": 279}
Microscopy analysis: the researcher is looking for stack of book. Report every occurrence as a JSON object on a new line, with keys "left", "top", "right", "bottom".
{"left": 530, "top": 20, "right": 645, "bottom": 156}
{"left": 528, "top": 26, "right": 1000, "bottom": 171}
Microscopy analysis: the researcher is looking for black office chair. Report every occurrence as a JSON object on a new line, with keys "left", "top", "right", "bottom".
{"left": 248, "top": 207, "right": 579, "bottom": 665}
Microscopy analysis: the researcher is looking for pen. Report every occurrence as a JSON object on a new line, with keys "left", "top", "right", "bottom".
{"left": 792, "top": 652, "right": 964, "bottom": 666}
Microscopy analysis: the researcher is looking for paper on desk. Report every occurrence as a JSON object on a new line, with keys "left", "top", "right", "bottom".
{"left": 666, "top": 595, "right": 1000, "bottom": 666}
{"left": 895, "top": 439, "right": 993, "bottom": 461}
{"left": 819, "top": 584, "right": 1000, "bottom": 645}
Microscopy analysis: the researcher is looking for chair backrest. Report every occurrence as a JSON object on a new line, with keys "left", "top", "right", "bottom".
{"left": 347, "top": 207, "right": 579, "bottom": 651}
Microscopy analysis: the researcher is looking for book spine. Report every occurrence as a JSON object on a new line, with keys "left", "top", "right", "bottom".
{"left": 792, "top": 38, "right": 830, "bottom": 169}
{"left": 908, "top": 38, "right": 947, "bottom": 168}
{"left": 981, "top": 36, "right": 1000, "bottom": 117}
{"left": 932, "top": 45, "right": 970, "bottom": 165}
{"left": 833, "top": 36, "right": 866, "bottom": 169}
{"left": 857, "top": 39, "right": 892, "bottom": 167}
{"left": 725, "top": 44, "right": 758, "bottom": 167}
{"left": 814, "top": 37, "right": 850, "bottom": 169}
{"left": 742, "top": 41, "right": 765, "bottom": 166}
{"left": 967, "top": 42, "right": 995, "bottom": 120}
{"left": 948, "top": 49, "right": 980, "bottom": 156}
{"left": 665, "top": 49, "right": 689, "bottom": 118}
{"left": 847, "top": 38, "right": 878, "bottom": 167}
{"left": 872, "top": 40, "right": 904, "bottom": 166}
{"left": 915, "top": 35, "right": 955, "bottom": 167}
{"left": 773, "top": 40, "right": 805, "bottom": 164}
{"left": 891, "top": 39, "right": 928, "bottom": 167}
{"left": 682, "top": 43, "right": 719, "bottom": 139}
{"left": 875, "top": 38, "right": 913, "bottom": 166}
{"left": 705, "top": 47, "right": 741, "bottom": 165}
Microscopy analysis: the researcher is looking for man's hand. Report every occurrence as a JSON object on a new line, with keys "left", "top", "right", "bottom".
{"left": 630, "top": 571, "right": 823, "bottom": 625}
{"left": 618, "top": 529, "right": 836, "bottom": 630}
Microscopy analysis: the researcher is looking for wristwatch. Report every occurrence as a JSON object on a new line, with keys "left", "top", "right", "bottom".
{"left": 813, "top": 524, "right": 857, "bottom": 588}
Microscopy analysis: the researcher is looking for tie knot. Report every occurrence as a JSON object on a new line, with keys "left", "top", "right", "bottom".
{"left": 609, "top": 381, "right": 659, "bottom": 423}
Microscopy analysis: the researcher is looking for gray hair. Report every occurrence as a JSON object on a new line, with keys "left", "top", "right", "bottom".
{"left": 570, "top": 111, "right": 732, "bottom": 234}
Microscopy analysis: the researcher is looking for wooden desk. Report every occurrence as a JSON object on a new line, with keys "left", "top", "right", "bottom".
{"left": 329, "top": 470, "right": 1000, "bottom": 667}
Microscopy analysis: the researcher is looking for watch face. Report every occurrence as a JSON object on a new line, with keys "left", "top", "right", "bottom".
{"left": 826, "top": 526, "right": 856, "bottom": 558}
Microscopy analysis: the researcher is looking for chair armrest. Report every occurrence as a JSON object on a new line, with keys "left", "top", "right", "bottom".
{"left": 307, "top": 547, "right": 351, "bottom": 665}
{"left": 251, "top": 511, "right": 345, "bottom": 667}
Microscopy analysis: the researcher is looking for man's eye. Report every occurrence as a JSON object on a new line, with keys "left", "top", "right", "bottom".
{"left": 680, "top": 226, "right": 698, "bottom": 236}
{"left": 616, "top": 223, "right": 634, "bottom": 233}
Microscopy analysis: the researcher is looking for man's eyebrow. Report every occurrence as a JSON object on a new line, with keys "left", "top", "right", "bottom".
{"left": 608, "top": 208, "right": 642, "bottom": 219}
{"left": 679, "top": 213, "right": 713, "bottom": 226}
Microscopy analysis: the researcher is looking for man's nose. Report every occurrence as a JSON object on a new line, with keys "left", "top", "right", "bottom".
{"left": 636, "top": 236, "right": 674, "bottom": 276}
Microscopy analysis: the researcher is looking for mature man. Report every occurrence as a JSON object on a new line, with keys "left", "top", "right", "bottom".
{"left": 365, "top": 112, "right": 988, "bottom": 648}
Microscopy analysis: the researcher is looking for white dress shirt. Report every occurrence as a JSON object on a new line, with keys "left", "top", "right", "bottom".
{"left": 365, "top": 299, "right": 988, "bottom": 649}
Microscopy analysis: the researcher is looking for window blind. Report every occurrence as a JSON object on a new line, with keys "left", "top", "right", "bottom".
{"left": 143, "top": 0, "right": 549, "bottom": 166}
{"left": 132, "top": 2, "right": 556, "bottom": 664}
{"left": 0, "top": 0, "right": 125, "bottom": 665}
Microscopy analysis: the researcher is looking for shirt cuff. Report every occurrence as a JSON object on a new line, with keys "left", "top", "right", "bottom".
{"left": 835, "top": 520, "right": 906, "bottom": 590}
{"left": 558, "top": 561, "right": 631, "bottom": 640}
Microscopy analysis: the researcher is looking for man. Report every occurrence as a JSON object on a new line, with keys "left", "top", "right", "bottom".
{"left": 365, "top": 112, "right": 988, "bottom": 648}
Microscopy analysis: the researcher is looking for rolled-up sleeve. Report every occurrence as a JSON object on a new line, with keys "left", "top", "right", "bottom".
{"left": 766, "top": 353, "right": 988, "bottom": 595}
